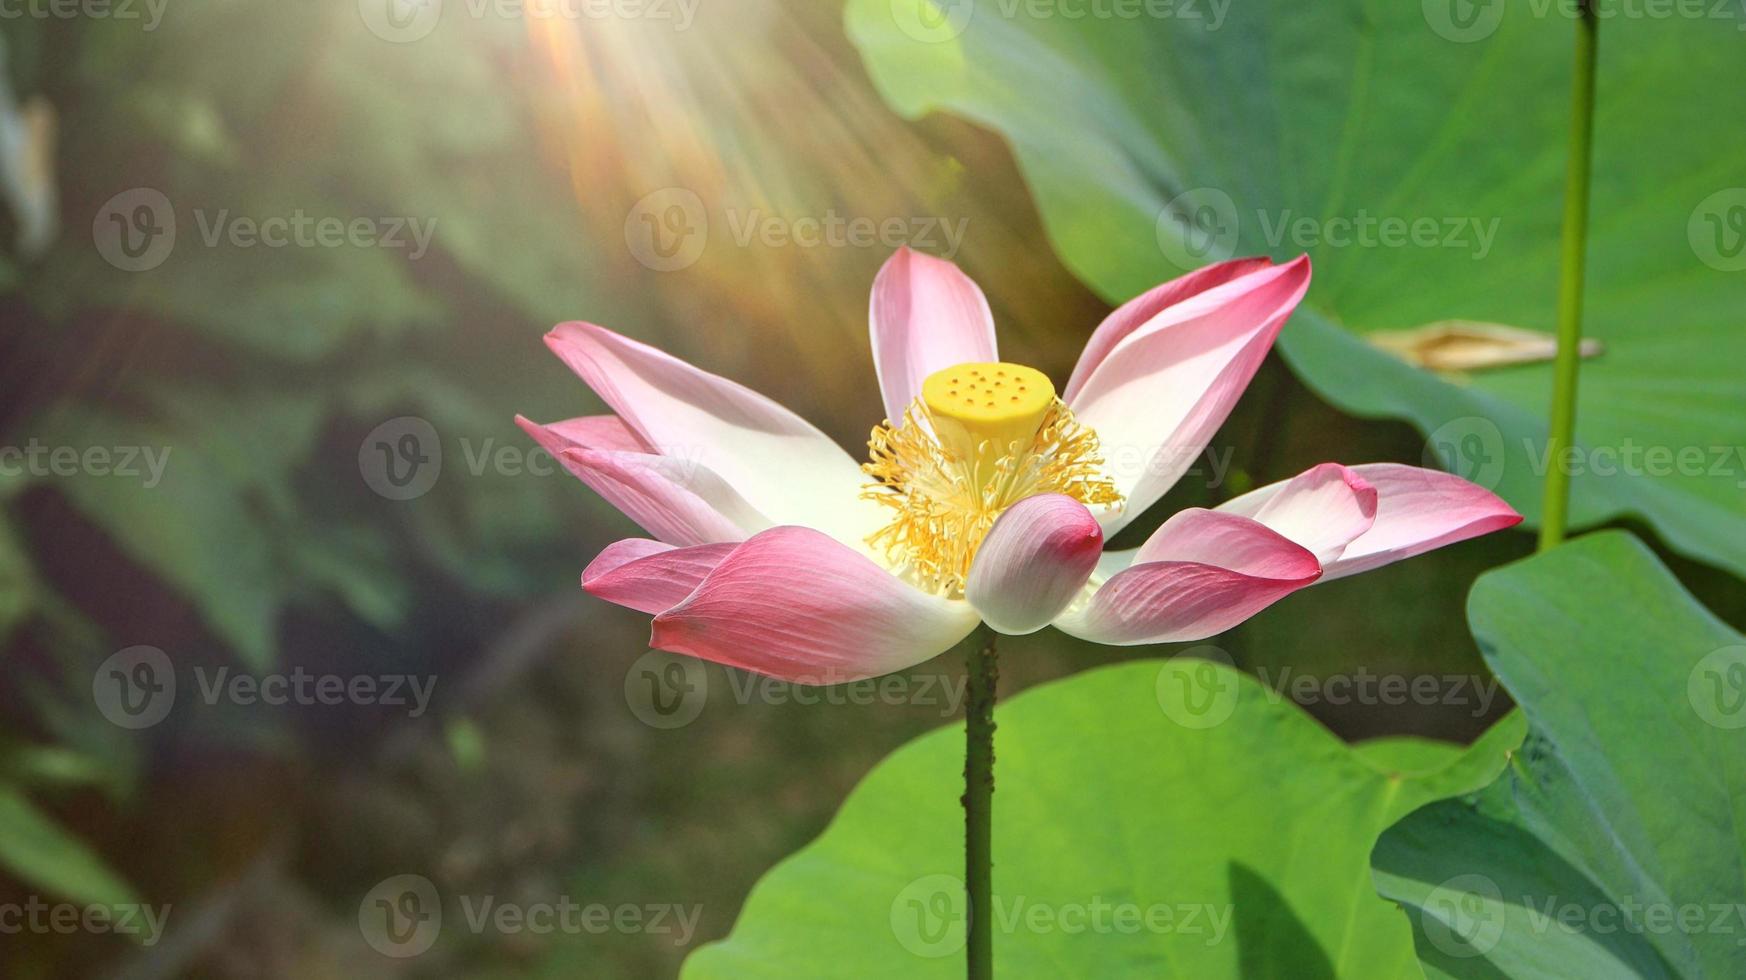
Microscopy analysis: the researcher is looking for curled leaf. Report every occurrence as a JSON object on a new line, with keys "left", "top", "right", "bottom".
{"left": 1367, "top": 321, "right": 1603, "bottom": 375}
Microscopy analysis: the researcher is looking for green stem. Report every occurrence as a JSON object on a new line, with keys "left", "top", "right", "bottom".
{"left": 1539, "top": 0, "right": 1599, "bottom": 551}
{"left": 963, "top": 624, "right": 997, "bottom": 980}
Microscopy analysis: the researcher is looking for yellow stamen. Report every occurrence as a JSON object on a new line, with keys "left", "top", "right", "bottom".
{"left": 862, "top": 362, "right": 1123, "bottom": 597}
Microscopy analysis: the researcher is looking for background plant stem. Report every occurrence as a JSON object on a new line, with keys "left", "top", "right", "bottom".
{"left": 1539, "top": 0, "right": 1599, "bottom": 551}
{"left": 963, "top": 624, "right": 997, "bottom": 980}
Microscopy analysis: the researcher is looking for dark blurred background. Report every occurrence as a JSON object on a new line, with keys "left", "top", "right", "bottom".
{"left": 1, "top": 1, "right": 1740, "bottom": 976}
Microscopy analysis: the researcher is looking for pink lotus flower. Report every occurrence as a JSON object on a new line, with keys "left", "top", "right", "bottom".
{"left": 518, "top": 250, "right": 1521, "bottom": 683}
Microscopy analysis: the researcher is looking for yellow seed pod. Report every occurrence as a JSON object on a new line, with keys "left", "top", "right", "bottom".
{"left": 920, "top": 362, "right": 1055, "bottom": 488}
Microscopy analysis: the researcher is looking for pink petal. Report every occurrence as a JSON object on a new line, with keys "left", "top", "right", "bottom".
{"left": 517, "top": 415, "right": 769, "bottom": 546}
{"left": 584, "top": 537, "right": 675, "bottom": 574}
{"left": 1054, "top": 563, "right": 1321, "bottom": 646}
{"left": 1220, "top": 462, "right": 1522, "bottom": 581}
{"left": 583, "top": 539, "right": 736, "bottom": 615}
{"left": 1134, "top": 508, "right": 1323, "bottom": 575}
{"left": 1062, "top": 257, "right": 1274, "bottom": 403}
{"left": 1237, "top": 463, "right": 1379, "bottom": 565}
{"left": 965, "top": 494, "right": 1103, "bottom": 635}
{"left": 533, "top": 414, "right": 651, "bottom": 453}
{"left": 869, "top": 247, "right": 998, "bottom": 425}
{"left": 1053, "top": 509, "right": 1321, "bottom": 645}
{"left": 544, "top": 322, "right": 879, "bottom": 545}
{"left": 1067, "top": 255, "right": 1311, "bottom": 534}
{"left": 651, "top": 526, "right": 980, "bottom": 685}
{"left": 565, "top": 449, "right": 773, "bottom": 546}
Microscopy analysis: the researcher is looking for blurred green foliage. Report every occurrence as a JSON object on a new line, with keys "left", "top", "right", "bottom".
{"left": 1, "top": 4, "right": 641, "bottom": 964}
{"left": 2, "top": 4, "right": 627, "bottom": 672}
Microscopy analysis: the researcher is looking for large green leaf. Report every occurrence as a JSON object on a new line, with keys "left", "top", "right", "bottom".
{"left": 1372, "top": 531, "right": 1746, "bottom": 978}
{"left": 846, "top": 0, "right": 1746, "bottom": 578}
{"left": 684, "top": 658, "right": 1522, "bottom": 977}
